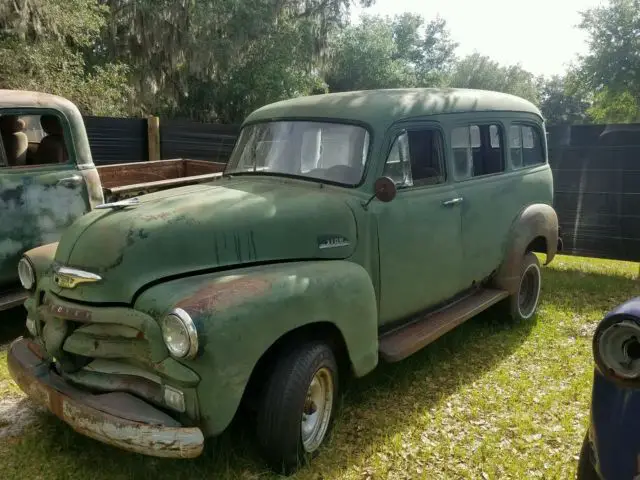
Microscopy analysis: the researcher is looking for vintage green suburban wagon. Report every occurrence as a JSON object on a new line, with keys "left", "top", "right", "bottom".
{"left": 8, "top": 88, "right": 559, "bottom": 473}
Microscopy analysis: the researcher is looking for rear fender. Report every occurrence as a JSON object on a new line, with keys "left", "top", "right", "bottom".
{"left": 134, "top": 260, "right": 379, "bottom": 435}
{"left": 494, "top": 204, "right": 559, "bottom": 294}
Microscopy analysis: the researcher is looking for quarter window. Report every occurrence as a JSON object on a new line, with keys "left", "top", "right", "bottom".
{"left": 452, "top": 124, "right": 504, "bottom": 180}
{"left": 383, "top": 128, "right": 446, "bottom": 188}
{"left": 510, "top": 124, "right": 545, "bottom": 168}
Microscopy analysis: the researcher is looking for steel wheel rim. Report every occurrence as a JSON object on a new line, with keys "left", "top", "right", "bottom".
{"left": 518, "top": 263, "right": 541, "bottom": 319}
{"left": 301, "top": 367, "right": 334, "bottom": 453}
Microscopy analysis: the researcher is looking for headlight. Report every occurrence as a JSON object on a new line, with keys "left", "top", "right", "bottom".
{"left": 18, "top": 257, "right": 36, "bottom": 291}
{"left": 594, "top": 315, "right": 640, "bottom": 383}
{"left": 160, "top": 308, "right": 198, "bottom": 359}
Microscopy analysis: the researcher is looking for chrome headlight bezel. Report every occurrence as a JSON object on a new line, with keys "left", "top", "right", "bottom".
{"left": 160, "top": 308, "right": 199, "bottom": 359}
{"left": 18, "top": 256, "right": 36, "bottom": 291}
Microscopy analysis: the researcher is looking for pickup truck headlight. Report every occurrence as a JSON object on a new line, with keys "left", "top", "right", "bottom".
{"left": 594, "top": 315, "right": 640, "bottom": 382}
{"left": 18, "top": 257, "right": 36, "bottom": 291}
{"left": 160, "top": 308, "right": 198, "bottom": 359}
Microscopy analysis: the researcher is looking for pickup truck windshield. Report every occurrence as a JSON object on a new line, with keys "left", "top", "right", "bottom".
{"left": 225, "top": 121, "right": 370, "bottom": 186}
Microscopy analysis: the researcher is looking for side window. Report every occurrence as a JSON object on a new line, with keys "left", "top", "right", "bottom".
{"left": 0, "top": 113, "right": 69, "bottom": 168}
{"left": 510, "top": 124, "right": 545, "bottom": 168}
{"left": 451, "top": 124, "right": 505, "bottom": 180}
{"left": 383, "top": 128, "right": 446, "bottom": 188}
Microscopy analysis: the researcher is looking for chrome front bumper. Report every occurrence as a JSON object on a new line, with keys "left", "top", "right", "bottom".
{"left": 7, "top": 337, "right": 204, "bottom": 459}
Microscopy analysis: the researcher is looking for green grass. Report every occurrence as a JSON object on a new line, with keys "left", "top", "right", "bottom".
{"left": 1, "top": 255, "right": 639, "bottom": 479}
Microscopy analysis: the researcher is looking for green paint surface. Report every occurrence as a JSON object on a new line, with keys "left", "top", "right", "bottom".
{"left": 18, "top": 88, "right": 557, "bottom": 442}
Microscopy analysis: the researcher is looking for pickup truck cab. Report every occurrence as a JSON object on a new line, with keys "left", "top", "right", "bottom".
{"left": 7, "top": 88, "right": 559, "bottom": 473}
{"left": 0, "top": 90, "right": 225, "bottom": 311}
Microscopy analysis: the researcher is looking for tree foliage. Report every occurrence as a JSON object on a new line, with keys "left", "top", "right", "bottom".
{"left": 538, "top": 75, "right": 590, "bottom": 125}
{"left": 3, "top": 0, "right": 640, "bottom": 126}
{"left": 324, "top": 14, "right": 457, "bottom": 92}
{"left": 447, "top": 53, "right": 540, "bottom": 104}
{"left": 573, "top": 0, "right": 640, "bottom": 122}
{"left": 0, "top": 0, "right": 132, "bottom": 116}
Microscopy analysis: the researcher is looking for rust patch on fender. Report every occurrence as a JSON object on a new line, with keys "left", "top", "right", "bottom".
{"left": 177, "top": 277, "right": 271, "bottom": 315}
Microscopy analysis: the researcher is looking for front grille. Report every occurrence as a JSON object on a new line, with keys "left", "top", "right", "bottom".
{"left": 31, "top": 292, "right": 201, "bottom": 421}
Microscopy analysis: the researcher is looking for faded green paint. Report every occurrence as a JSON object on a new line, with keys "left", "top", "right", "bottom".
{"left": 0, "top": 90, "right": 98, "bottom": 296}
{"left": 134, "top": 260, "right": 378, "bottom": 435}
{"left": 14, "top": 88, "right": 558, "bottom": 455}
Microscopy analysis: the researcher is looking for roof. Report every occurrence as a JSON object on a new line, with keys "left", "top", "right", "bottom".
{"left": 0, "top": 89, "right": 80, "bottom": 113}
{"left": 244, "top": 88, "right": 542, "bottom": 130}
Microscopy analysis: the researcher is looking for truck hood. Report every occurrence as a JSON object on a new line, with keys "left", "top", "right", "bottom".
{"left": 51, "top": 177, "right": 358, "bottom": 304}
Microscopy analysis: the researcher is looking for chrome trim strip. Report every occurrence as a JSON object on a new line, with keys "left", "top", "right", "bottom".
{"left": 95, "top": 197, "right": 140, "bottom": 210}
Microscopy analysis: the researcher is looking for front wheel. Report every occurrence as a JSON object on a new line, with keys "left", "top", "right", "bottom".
{"left": 507, "top": 252, "right": 542, "bottom": 322}
{"left": 256, "top": 341, "right": 339, "bottom": 474}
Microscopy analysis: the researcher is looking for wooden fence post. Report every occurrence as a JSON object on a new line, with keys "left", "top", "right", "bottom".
{"left": 147, "top": 115, "right": 160, "bottom": 161}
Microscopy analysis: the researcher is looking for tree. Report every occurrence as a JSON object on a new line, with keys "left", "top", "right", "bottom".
{"left": 538, "top": 75, "right": 590, "bottom": 125}
{"left": 574, "top": 0, "right": 640, "bottom": 122}
{"left": 447, "top": 53, "right": 539, "bottom": 103}
{"left": 0, "top": 0, "right": 132, "bottom": 116}
{"left": 324, "top": 14, "right": 458, "bottom": 92}
{"left": 588, "top": 88, "right": 640, "bottom": 123}
{"left": 97, "top": 0, "right": 372, "bottom": 122}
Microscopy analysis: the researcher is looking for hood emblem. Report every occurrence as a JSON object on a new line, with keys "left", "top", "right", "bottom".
{"left": 53, "top": 266, "right": 102, "bottom": 289}
{"left": 318, "top": 235, "right": 351, "bottom": 250}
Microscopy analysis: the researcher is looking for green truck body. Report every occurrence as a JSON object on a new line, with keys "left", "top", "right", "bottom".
{"left": 7, "top": 88, "right": 559, "bottom": 473}
{"left": 0, "top": 90, "right": 225, "bottom": 310}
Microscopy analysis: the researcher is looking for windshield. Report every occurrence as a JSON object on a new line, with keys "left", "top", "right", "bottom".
{"left": 225, "top": 121, "right": 370, "bottom": 186}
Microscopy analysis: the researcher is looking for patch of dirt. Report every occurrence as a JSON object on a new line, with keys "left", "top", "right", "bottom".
{"left": 0, "top": 395, "right": 43, "bottom": 439}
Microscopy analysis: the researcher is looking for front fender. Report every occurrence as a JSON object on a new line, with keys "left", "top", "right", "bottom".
{"left": 134, "top": 260, "right": 378, "bottom": 435}
{"left": 494, "top": 203, "right": 559, "bottom": 294}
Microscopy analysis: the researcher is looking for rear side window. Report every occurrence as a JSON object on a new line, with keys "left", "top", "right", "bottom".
{"left": 451, "top": 124, "right": 504, "bottom": 180}
{"left": 0, "top": 113, "right": 69, "bottom": 168}
{"left": 510, "top": 124, "right": 545, "bottom": 168}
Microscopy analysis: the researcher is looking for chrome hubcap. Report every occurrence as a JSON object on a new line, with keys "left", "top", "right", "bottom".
{"left": 518, "top": 264, "right": 541, "bottom": 319}
{"left": 301, "top": 367, "right": 334, "bottom": 453}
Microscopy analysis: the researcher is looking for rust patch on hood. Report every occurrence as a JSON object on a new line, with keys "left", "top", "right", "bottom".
{"left": 177, "top": 277, "right": 271, "bottom": 315}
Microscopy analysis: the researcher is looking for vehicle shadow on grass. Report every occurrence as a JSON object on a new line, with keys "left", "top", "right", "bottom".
{"left": 0, "top": 306, "right": 26, "bottom": 347}
{"left": 4, "top": 266, "right": 639, "bottom": 480}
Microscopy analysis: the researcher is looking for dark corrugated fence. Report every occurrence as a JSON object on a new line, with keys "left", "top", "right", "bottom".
{"left": 548, "top": 124, "right": 640, "bottom": 262}
{"left": 83, "top": 116, "right": 148, "bottom": 164}
{"left": 160, "top": 120, "right": 240, "bottom": 162}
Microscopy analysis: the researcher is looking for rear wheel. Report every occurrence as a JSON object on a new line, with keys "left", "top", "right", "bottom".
{"left": 507, "top": 252, "right": 542, "bottom": 322}
{"left": 256, "top": 341, "right": 339, "bottom": 474}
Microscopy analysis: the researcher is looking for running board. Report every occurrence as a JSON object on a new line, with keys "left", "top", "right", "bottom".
{"left": 379, "top": 289, "right": 509, "bottom": 362}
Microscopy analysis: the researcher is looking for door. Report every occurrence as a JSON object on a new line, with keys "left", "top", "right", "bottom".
{"left": 0, "top": 111, "right": 90, "bottom": 288}
{"left": 450, "top": 121, "right": 513, "bottom": 286}
{"left": 373, "top": 126, "right": 464, "bottom": 326}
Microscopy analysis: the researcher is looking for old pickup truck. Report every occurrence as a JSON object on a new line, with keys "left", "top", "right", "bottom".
{"left": 8, "top": 88, "right": 559, "bottom": 474}
{"left": 0, "top": 90, "right": 225, "bottom": 311}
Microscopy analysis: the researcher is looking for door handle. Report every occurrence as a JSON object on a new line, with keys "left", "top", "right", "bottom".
{"left": 57, "top": 175, "right": 82, "bottom": 187}
{"left": 442, "top": 197, "right": 463, "bottom": 207}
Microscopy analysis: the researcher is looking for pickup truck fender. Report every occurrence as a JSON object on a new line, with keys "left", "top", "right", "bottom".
{"left": 134, "top": 260, "right": 379, "bottom": 436}
{"left": 493, "top": 203, "right": 559, "bottom": 294}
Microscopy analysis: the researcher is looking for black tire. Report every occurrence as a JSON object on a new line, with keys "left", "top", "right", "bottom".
{"left": 506, "top": 252, "right": 542, "bottom": 322}
{"left": 256, "top": 341, "right": 339, "bottom": 475}
{"left": 577, "top": 433, "right": 599, "bottom": 480}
